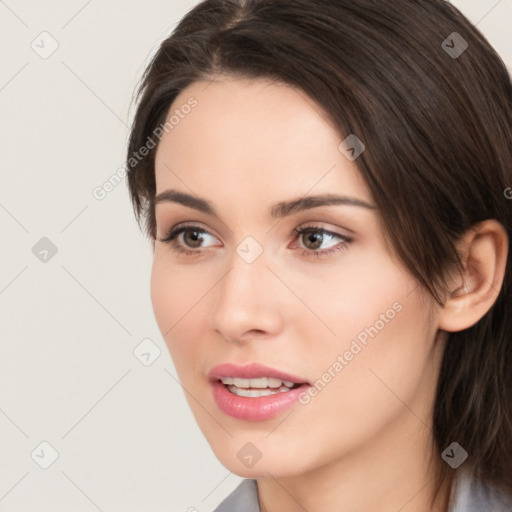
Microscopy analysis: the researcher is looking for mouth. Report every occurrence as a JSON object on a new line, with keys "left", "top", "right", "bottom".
{"left": 208, "top": 363, "right": 311, "bottom": 421}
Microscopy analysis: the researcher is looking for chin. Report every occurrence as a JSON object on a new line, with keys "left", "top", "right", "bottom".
{"left": 211, "top": 445, "right": 309, "bottom": 479}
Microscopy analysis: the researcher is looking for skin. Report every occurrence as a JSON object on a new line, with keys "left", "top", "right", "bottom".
{"left": 150, "top": 77, "right": 508, "bottom": 512}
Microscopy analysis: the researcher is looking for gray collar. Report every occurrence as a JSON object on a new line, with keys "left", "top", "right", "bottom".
{"left": 213, "top": 470, "right": 512, "bottom": 511}
{"left": 213, "top": 479, "right": 259, "bottom": 512}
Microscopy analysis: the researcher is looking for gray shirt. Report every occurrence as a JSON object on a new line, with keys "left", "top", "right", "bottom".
{"left": 212, "top": 470, "right": 512, "bottom": 511}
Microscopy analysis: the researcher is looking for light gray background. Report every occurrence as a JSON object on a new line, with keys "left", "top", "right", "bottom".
{"left": 1, "top": 1, "right": 511, "bottom": 511}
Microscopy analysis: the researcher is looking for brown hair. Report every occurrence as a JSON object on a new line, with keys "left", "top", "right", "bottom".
{"left": 125, "top": 0, "right": 512, "bottom": 507}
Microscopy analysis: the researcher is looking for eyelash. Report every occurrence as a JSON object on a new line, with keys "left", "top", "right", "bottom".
{"left": 158, "top": 223, "right": 352, "bottom": 258}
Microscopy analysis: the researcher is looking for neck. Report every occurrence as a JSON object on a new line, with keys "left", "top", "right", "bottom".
{"left": 257, "top": 414, "right": 453, "bottom": 512}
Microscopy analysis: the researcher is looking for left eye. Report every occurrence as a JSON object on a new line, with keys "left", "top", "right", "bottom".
{"left": 294, "top": 227, "right": 343, "bottom": 251}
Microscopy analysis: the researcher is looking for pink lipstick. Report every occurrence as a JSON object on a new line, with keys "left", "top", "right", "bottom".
{"left": 208, "top": 363, "right": 311, "bottom": 421}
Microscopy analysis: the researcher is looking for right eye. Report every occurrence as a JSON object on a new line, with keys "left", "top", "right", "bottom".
{"left": 158, "top": 224, "right": 222, "bottom": 255}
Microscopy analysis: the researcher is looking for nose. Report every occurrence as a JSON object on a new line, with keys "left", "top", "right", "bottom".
{"left": 211, "top": 247, "right": 284, "bottom": 344}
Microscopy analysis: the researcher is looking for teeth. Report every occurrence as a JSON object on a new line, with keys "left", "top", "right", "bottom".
{"left": 220, "top": 377, "right": 296, "bottom": 388}
{"left": 227, "top": 384, "right": 293, "bottom": 397}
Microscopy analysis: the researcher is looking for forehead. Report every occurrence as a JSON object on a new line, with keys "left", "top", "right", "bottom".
{"left": 153, "top": 77, "right": 372, "bottom": 208}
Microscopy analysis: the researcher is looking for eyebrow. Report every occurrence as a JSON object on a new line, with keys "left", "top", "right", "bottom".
{"left": 154, "top": 189, "right": 377, "bottom": 219}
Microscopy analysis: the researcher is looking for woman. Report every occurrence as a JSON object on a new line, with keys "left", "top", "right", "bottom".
{"left": 125, "top": 0, "right": 512, "bottom": 510}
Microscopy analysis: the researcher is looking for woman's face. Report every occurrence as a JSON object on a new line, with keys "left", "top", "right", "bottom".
{"left": 151, "top": 77, "right": 445, "bottom": 478}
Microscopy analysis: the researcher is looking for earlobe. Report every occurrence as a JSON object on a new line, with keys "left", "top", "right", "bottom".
{"left": 438, "top": 219, "right": 508, "bottom": 333}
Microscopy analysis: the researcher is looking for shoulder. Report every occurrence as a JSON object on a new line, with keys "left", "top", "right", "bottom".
{"left": 449, "top": 468, "right": 512, "bottom": 512}
{"left": 211, "top": 479, "right": 260, "bottom": 512}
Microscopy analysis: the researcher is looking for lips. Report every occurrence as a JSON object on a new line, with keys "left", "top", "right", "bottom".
{"left": 208, "top": 363, "right": 311, "bottom": 421}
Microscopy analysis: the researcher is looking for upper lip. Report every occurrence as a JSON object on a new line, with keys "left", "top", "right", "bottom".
{"left": 208, "top": 363, "right": 309, "bottom": 384}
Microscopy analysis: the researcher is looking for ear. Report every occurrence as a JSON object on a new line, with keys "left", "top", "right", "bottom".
{"left": 438, "top": 219, "right": 508, "bottom": 332}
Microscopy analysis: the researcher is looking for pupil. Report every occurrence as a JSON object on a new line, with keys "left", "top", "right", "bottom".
{"left": 185, "top": 231, "right": 202, "bottom": 247}
{"left": 305, "top": 231, "right": 322, "bottom": 249}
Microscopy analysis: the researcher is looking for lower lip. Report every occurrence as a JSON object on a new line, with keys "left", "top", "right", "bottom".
{"left": 211, "top": 380, "right": 311, "bottom": 421}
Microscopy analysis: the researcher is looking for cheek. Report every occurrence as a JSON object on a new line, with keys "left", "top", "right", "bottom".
{"left": 150, "top": 254, "right": 202, "bottom": 365}
{"left": 298, "top": 250, "right": 432, "bottom": 414}
{"left": 150, "top": 251, "right": 210, "bottom": 330}
{"left": 304, "top": 283, "right": 434, "bottom": 440}
{"left": 279, "top": 242, "right": 414, "bottom": 344}
{"left": 150, "top": 255, "right": 177, "bottom": 335}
